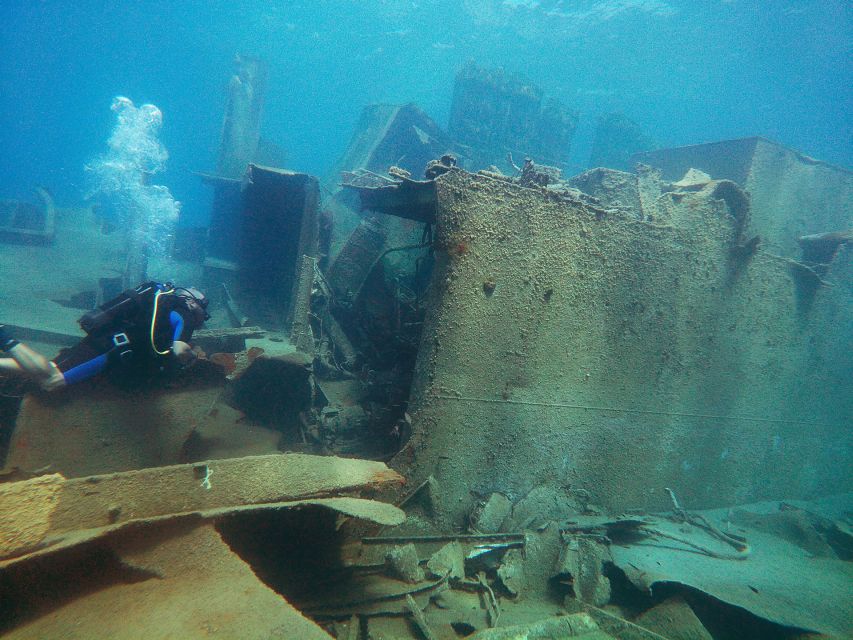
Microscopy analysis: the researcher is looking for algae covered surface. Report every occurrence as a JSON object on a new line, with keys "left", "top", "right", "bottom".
{"left": 1, "top": 2, "right": 852, "bottom": 639}
{"left": 402, "top": 168, "right": 852, "bottom": 523}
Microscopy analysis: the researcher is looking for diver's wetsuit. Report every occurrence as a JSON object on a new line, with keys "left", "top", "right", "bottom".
{"left": 53, "top": 287, "right": 198, "bottom": 385}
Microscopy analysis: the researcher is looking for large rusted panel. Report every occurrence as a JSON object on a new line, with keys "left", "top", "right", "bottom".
{"left": 217, "top": 55, "right": 268, "bottom": 179}
{"left": 396, "top": 168, "right": 852, "bottom": 528}
{"left": 448, "top": 61, "right": 577, "bottom": 170}
{"left": 325, "top": 217, "right": 387, "bottom": 306}
{"left": 202, "top": 165, "right": 320, "bottom": 329}
{"left": 633, "top": 137, "right": 853, "bottom": 256}
{"left": 328, "top": 103, "right": 456, "bottom": 183}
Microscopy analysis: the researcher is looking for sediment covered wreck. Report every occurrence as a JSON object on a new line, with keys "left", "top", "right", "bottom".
{"left": 1, "top": 60, "right": 851, "bottom": 640}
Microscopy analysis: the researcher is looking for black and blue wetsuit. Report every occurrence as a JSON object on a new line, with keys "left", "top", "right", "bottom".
{"left": 53, "top": 285, "right": 198, "bottom": 385}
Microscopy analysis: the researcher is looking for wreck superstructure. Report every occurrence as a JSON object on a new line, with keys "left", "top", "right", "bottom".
{"left": 1, "top": 57, "right": 852, "bottom": 640}
{"left": 397, "top": 162, "right": 852, "bottom": 523}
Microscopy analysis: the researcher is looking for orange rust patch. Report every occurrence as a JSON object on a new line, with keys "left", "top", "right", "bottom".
{"left": 208, "top": 353, "right": 237, "bottom": 374}
{"left": 370, "top": 469, "right": 406, "bottom": 486}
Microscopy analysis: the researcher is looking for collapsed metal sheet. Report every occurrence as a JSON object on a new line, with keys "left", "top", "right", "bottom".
{"left": 1, "top": 496, "right": 405, "bottom": 570}
{"left": 609, "top": 514, "right": 853, "bottom": 637}
{"left": 3, "top": 373, "right": 225, "bottom": 478}
{"left": 50, "top": 453, "right": 403, "bottom": 533}
{"left": 468, "top": 613, "right": 612, "bottom": 640}
{"left": 0, "top": 453, "right": 405, "bottom": 566}
{"left": 344, "top": 177, "right": 437, "bottom": 224}
{"left": 2, "top": 520, "right": 333, "bottom": 640}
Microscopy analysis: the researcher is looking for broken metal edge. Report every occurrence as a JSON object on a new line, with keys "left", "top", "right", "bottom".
{"left": 192, "top": 170, "right": 242, "bottom": 185}
{"left": 248, "top": 163, "right": 311, "bottom": 178}
{"left": 1, "top": 323, "right": 82, "bottom": 347}
{"left": 362, "top": 533, "right": 525, "bottom": 545}
{"left": 193, "top": 325, "right": 266, "bottom": 339}
{"left": 628, "top": 577, "right": 821, "bottom": 636}
{"left": 632, "top": 136, "right": 853, "bottom": 176}
{"left": 342, "top": 177, "right": 437, "bottom": 224}
{"left": 0, "top": 497, "right": 405, "bottom": 570}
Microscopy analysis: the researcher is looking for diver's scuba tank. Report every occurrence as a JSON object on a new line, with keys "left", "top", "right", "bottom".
{"left": 78, "top": 281, "right": 168, "bottom": 336}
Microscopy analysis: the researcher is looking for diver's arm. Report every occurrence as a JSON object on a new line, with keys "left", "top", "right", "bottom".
{"left": 169, "top": 310, "right": 185, "bottom": 343}
{"left": 167, "top": 310, "right": 198, "bottom": 366}
{"left": 171, "top": 340, "right": 196, "bottom": 365}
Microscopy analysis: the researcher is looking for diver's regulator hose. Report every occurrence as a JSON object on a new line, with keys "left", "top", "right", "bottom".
{"left": 150, "top": 288, "right": 176, "bottom": 355}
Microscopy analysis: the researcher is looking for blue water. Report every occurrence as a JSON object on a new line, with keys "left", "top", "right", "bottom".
{"left": 1, "top": 1, "right": 850, "bottom": 226}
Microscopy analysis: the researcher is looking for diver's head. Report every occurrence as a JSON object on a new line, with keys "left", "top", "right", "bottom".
{"left": 175, "top": 286, "right": 210, "bottom": 328}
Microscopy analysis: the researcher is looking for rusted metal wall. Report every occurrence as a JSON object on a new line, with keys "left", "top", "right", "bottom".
{"left": 633, "top": 137, "right": 853, "bottom": 257}
{"left": 398, "top": 168, "right": 852, "bottom": 527}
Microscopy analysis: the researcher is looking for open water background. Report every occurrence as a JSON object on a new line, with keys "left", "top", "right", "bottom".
{"left": 0, "top": 0, "right": 850, "bottom": 226}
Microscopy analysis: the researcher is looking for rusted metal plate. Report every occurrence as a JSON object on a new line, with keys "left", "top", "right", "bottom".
{"left": 609, "top": 514, "right": 853, "bottom": 637}
{"left": 344, "top": 177, "right": 437, "bottom": 224}
{"left": 1, "top": 520, "right": 334, "bottom": 639}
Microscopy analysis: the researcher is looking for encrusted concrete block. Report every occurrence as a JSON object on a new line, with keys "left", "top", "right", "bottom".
{"left": 385, "top": 543, "right": 424, "bottom": 583}
{"left": 426, "top": 541, "right": 464, "bottom": 580}
{"left": 471, "top": 493, "right": 512, "bottom": 533}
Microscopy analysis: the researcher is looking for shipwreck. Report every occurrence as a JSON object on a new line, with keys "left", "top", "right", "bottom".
{"left": 1, "top": 59, "right": 851, "bottom": 640}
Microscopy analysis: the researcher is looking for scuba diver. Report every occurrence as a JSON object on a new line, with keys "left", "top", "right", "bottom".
{"left": 0, "top": 282, "right": 209, "bottom": 391}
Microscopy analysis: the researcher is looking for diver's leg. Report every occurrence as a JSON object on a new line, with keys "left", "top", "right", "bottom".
{"left": 3, "top": 342, "right": 56, "bottom": 378}
{"left": 52, "top": 337, "right": 112, "bottom": 388}
{"left": 58, "top": 354, "right": 107, "bottom": 386}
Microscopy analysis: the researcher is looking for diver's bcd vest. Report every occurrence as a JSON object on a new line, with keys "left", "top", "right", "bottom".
{"left": 78, "top": 281, "right": 165, "bottom": 336}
